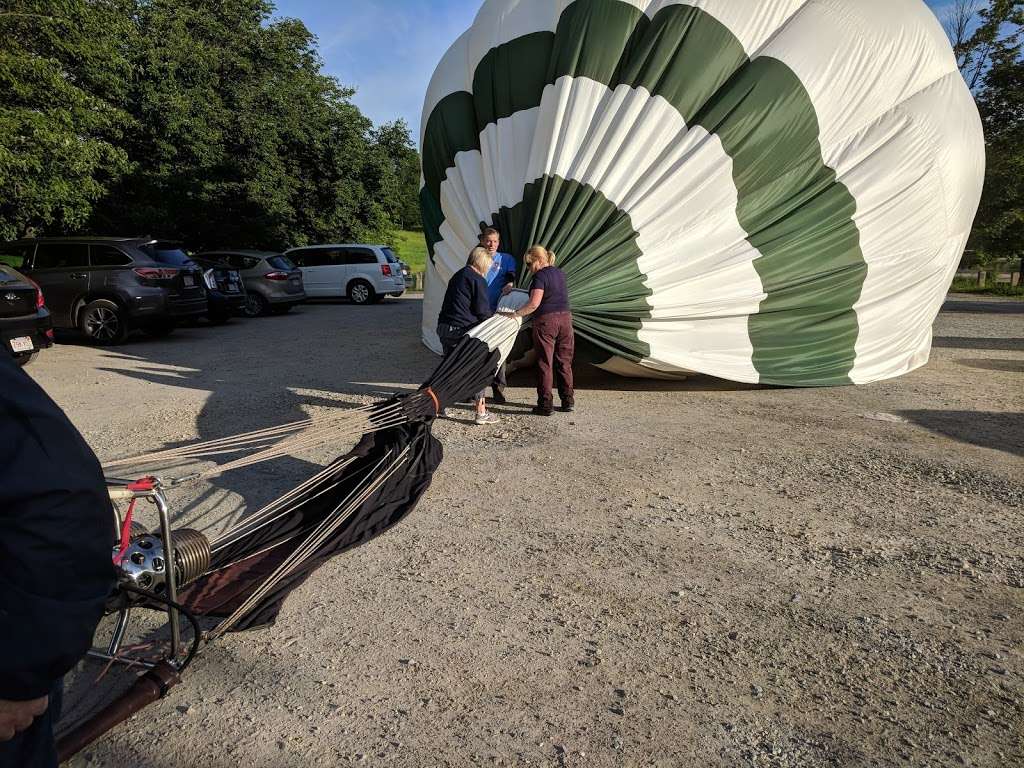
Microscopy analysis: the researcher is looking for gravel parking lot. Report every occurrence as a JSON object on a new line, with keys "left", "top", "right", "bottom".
{"left": 28, "top": 294, "right": 1022, "bottom": 768}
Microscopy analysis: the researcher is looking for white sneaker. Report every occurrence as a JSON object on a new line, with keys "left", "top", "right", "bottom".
{"left": 475, "top": 411, "right": 500, "bottom": 426}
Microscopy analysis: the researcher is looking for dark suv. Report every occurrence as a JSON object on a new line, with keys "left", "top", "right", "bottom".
{"left": 0, "top": 238, "right": 208, "bottom": 344}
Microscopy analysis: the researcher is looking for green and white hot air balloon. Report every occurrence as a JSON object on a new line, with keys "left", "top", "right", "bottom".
{"left": 419, "top": 0, "right": 985, "bottom": 387}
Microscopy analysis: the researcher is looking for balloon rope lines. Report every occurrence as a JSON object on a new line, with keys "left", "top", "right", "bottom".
{"left": 101, "top": 402, "right": 410, "bottom": 484}
{"left": 102, "top": 402, "right": 404, "bottom": 470}
{"left": 206, "top": 446, "right": 411, "bottom": 640}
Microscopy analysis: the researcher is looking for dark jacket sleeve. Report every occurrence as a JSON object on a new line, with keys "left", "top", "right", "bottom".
{"left": 0, "top": 357, "right": 116, "bottom": 701}
{"left": 472, "top": 275, "right": 493, "bottom": 324}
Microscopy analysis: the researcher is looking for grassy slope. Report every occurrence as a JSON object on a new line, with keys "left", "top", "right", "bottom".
{"left": 388, "top": 230, "right": 428, "bottom": 275}
{"left": 950, "top": 277, "right": 1023, "bottom": 298}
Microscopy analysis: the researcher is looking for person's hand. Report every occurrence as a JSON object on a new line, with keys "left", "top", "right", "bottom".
{"left": 0, "top": 696, "right": 49, "bottom": 742}
{"left": 501, "top": 283, "right": 515, "bottom": 296}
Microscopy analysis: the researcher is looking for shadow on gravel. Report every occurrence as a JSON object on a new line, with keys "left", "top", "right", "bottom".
{"left": 957, "top": 358, "right": 1024, "bottom": 373}
{"left": 933, "top": 336, "right": 1024, "bottom": 351}
{"left": 90, "top": 301, "right": 436, "bottom": 532}
{"left": 942, "top": 299, "right": 1024, "bottom": 315}
{"left": 900, "top": 410, "right": 1024, "bottom": 457}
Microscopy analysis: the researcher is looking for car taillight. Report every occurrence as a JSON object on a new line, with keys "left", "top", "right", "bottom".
{"left": 265, "top": 271, "right": 289, "bottom": 281}
{"left": 26, "top": 277, "right": 45, "bottom": 309}
{"left": 134, "top": 267, "right": 180, "bottom": 280}
{"left": 381, "top": 264, "right": 393, "bottom": 277}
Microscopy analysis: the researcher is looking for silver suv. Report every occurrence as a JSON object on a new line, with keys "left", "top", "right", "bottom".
{"left": 197, "top": 250, "right": 306, "bottom": 317}
{"left": 285, "top": 244, "right": 406, "bottom": 305}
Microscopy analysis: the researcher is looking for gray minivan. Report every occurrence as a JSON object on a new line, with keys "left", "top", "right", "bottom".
{"left": 285, "top": 244, "right": 406, "bottom": 305}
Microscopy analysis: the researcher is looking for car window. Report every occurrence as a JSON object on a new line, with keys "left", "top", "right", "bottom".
{"left": 148, "top": 245, "right": 194, "bottom": 267}
{"left": 33, "top": 242, "right": 89, "bottom": 270}
{"left": 222, "top": 254, "right": 256, "bottom": 270}
{"left": 296, "top": 250, "right": 334, "bottom": 267}
{"left": 381, "top": 248, "right": 399, "bottom": 264}
{"left": 0, "top": 244, "right": 30, "bottom": 269}
{"left": 267, "top": 255, "right": 295, "bottom": 270}
{"left": 90, "top": 245, "right": 133, "bottom": 267}
{"left": 342, "top": 248, "right": 378, "bottom": 265}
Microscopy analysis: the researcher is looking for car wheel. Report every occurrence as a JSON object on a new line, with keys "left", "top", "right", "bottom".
{"left": 14, "top": 352, "right": 37, "bottom": 367}
{"left": 79, "top": 299, "right": 129, "bottom": 345}
{"left": 347, "top": 280, "right": 375, "bottom": 305}
{"left": 241, "top": 293, "right": 270, "bottom": 317}
{"left": 142, "top": 322, "right": 176, "bottom": 338}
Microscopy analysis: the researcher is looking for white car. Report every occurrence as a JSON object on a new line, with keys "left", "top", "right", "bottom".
{"left": 285, "top": 244, "right": 407, "bottom": 305}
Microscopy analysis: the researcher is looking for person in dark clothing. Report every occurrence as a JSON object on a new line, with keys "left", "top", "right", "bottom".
{"left": 436, "top": 246, "right": 500, "bottom": 425}
{"left": 0, "top": 354, "right": 117, "bottom": 768}
{"left": 499, "top": 245, "right": 575, "bottom": 416}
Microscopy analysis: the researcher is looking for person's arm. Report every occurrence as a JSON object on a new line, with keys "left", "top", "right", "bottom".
{"left": 0, "top": 359, "right": 115, "bottom": 707}
{"left": 503, "top": 287, "right": 544, "bottom": 319}
{"left": 472, "top": 276, "right": 493, "bottom": 323}
{"left": 500, "top": 255, "right": 516, "bottom": 296}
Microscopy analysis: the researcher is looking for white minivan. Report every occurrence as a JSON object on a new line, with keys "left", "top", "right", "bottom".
{"left": 285, "top": 244, "right": 407, "bottom": 305}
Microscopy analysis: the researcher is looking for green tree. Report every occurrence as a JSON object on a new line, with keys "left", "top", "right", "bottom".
{"left": 946, "top": 0, "right": 1023, "bottom": 267}
{"left": 91, "top": 0, "right": 413, "bottom": 250}
{"left": 0, "top": 0, "right": 133, "bottom": 240}
{"left": 371, "top": 119, "right": 422, "bottom": 231}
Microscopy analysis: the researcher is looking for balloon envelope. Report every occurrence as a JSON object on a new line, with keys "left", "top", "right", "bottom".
{"left": 419, "top": 0, "right": 984, "bottom": 386}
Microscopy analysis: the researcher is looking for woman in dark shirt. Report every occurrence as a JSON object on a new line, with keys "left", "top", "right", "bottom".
{"left": 501, "top": 245, "right": 574, "bottom": 416}
{"left": 436, "top": 247, "right": 500, "bottom": 425}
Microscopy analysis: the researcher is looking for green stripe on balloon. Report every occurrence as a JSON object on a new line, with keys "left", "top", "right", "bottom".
{"left": 490, "top": 174, "right": 650, "bottom": 362}
{"left": 421, "top": 0, "right": 867, "bottom": 386}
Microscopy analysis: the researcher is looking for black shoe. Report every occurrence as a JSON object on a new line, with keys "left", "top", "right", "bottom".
{"left": 531, "top": 406, "right": 554, "bottom": 417}
{"left": 558, "top": 402, "right": 575, "bottom": 413}
{"left": 491, "top": 386, "right": 507, "bottom": 405}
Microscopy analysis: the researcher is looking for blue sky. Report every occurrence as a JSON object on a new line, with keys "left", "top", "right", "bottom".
{"left": 273, "top": 0, "right": 953, "bottom": 142}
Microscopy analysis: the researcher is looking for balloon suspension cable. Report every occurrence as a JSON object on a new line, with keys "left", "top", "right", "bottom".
{"left": 101, "top": 401, "right": 410, "bottom": 486}
{"left": 206, "top": 445, "right": 411, "bottom": 640}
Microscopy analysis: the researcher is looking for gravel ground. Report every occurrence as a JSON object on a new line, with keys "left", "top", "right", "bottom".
{"left": 25, "top": 294, "right": 1022, "bottom": 768}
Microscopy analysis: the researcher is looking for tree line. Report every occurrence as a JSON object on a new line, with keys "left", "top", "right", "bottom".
{"left": 945, "top": 0, "right": 1023, "bottom": 268}
{"left": 0, "top": 0, "right": 422, "bottom": 251}
{"left": 1, "top": 1, "right": 1020, "bottom": 263}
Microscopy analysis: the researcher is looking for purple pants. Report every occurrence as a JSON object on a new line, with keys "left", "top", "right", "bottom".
{"left": 532, "top": 312, "right": 575, "bottom": 409}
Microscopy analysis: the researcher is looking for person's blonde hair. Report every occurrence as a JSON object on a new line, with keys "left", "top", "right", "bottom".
{"left": 524, "top": 245, "right": 555, "bottom": 267}
{"left": 467, "top": 246, "right": 492, "bottom": 272}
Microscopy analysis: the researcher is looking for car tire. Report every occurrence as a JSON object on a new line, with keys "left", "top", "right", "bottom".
{"left": 13, "top": 352, "right": 37, "bottom": 367}
{"left": 79, "top": 299, "right": 129, "bottom": 345}
{"left": 241, "top": 293, "right": 270, "bottom": 318}
{"left": 347, "top": 280, "right": 375, "bottom": 305}
{"left": 142, "top": 322, "right": 176, "bottom": 338}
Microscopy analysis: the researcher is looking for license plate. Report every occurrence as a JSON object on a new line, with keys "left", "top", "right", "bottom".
{"left": 183, "top": 275, "right": 195, "bottom": 287}
{"left": 10, "top": 336, "right": 33, "bottom": 353}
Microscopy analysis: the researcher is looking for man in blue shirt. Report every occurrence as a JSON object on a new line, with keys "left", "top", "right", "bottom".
{"left": 479, "top": 228, "right": 517, "bottom": 403}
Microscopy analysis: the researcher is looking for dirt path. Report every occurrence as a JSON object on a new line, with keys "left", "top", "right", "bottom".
{"left": 29, "top": 294, "right": 1021, "bottom": 768}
